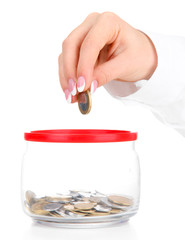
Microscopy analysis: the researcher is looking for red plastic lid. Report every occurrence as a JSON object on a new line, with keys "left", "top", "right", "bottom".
{"left": 24, "top": 129, "right": 137, "bottom": 143}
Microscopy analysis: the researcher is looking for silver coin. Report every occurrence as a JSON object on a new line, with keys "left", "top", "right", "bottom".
{"left": 25, "top": 190, "right": 36, "bottom": 206}
{"left": 89, "top": 190, "right": 107, "bottom": 203}
{"left": 42, "top": 203, "right": 62, "bottom": 211}
{"left": 65, "top": 210, "right": 84, "bottom": 218}
{"left": 100, "top": 198, "right": 128, "bottom": 210}
{"left": 46, "top": 197, "right": 70, "bottom": 204}
{"left": 55, "top": 209, "right": 83, "bottom": 218}
{"left": 94, "top": 190, "right": 107, "bottom": 197}
{"left": 55, "top": 209, "right": 69, "bottom": 217}
{"left": 69, "top": 190, "right": 81, "bottom": 199}
{"left": 94, "top": 205, "right": 112, "bottom": 212}
{"left": 89, "top": 196, "right": 102, "bottom": 203}
{"left": 78, "top": 191, "right": 92, "bottom": 198}
{"left": 69, "top": 190, "right": 82, "bottom": 193}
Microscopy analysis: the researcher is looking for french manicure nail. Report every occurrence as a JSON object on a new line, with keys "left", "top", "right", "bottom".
{"left": 77, "top": 76, "right": 85, "bottom": 92}
{"left": 90, "top": 80, "right": 98, "bottom": 94}
{"left": 68, "top": 78, "right": 76, "bottom": 96}
{"left": 64, "top": 89, "right": 71, "bottom": 103}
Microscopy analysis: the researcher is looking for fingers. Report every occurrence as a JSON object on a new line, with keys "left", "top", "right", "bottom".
{"left": 60, "top": 12, "right": 99, "bottom": 97}
{"left": 93, "top": 52, "right": 131, "bottom": 87}
{"left": 58, "top": 53, "right": 78, "bottom": 104}
{"left": 59, "top": 12, "right": 124, "bottom": 104}
{"left": 77, "top": 12, "right": 120, "bottom": 92}
{"left": 58, "top": 53, "right": 66, "bottom": 91}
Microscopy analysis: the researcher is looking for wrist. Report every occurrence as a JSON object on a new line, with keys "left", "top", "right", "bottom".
{"left": 142, "top": 32, "right": 158, "bottom": 80}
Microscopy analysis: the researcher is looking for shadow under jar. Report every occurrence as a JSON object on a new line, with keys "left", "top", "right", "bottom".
{"left": 22, "top": 129, "right": 140, "bottom": 228}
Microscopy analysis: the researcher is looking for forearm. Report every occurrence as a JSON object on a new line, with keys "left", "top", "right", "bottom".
{"left": 104, "top": 33, "right": 185, "bottom": 136}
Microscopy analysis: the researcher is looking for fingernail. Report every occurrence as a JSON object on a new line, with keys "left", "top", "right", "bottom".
{"left": 64, "top": 89, "right": 71, "bottom": 103}
{"left": 77, "top": 76, "right": 85, "bottom": 92}
{"left": 68, "top": 78, "right": 76, "bottom": 96}
{"left": 90, "top": 80, "right": 98, "bottom": 94}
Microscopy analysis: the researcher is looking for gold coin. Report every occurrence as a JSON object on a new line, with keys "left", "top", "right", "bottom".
{"left": 57, "top": 195, "right": 72, "bottom": 201}
{"left": 45, "top": 195, "right": 72, "bottom": 203}
{"left": 80, "top": 197, "right": 91, "bottom": 202}
{"left": 73, "top": 209, "right": 95, "bottom": 214}
{"left": 25, "top": 202, "right": 32, "bottom": 213}
{"left": 78, "top": 90, "right": 92, "bottom": 114}
{"left": 49, "top": 212, "right": 63, "bottom": 218}
{"left": 70, "top": 210, "right": 88, "bottom": 216}
{"left": 74, "top": 202, "right": 96, "bottom": 210}
{"left": 63, "top": 204, "right": 75, "bottom": 211}
{"left": 110, "top": 209, "right": 122, "bottom": 214}
{"left": 88, "top": 212, "right": 110, "bottom": 216}
{"left": 108, "top": 195, "right": 133, "bottom": 206}
{"left": 25, "top": 190, "right": 36, "bottom": 206}
{"left": 31, "top": 200, "right": 50, "bottom": 215}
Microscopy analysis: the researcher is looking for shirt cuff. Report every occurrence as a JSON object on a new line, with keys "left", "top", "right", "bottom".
{"left": 104, "top": 33, "right": 185, "bottom": 107}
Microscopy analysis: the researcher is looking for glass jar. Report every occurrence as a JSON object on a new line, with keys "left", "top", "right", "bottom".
{"left": 21, "top": 129, "right": 140, "bottom": 228}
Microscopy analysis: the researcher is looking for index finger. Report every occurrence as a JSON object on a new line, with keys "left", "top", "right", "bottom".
{"left": 77, "top": 12, "right": 120, "bottom": 92}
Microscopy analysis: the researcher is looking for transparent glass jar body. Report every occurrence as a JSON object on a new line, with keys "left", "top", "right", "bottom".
{"left": 21, "top": 140, "right": 140, "bottom": 228}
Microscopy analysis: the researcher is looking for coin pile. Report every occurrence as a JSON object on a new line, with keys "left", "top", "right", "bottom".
{"left": 25, "top": 190, "right": 133, "bottom": 218}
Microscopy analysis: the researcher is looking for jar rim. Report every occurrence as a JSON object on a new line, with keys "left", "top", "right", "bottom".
{"left": 24, "top": 129, "right": 137, "bottom": 143}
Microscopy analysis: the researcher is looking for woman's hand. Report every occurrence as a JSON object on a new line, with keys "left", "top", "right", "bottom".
{"left": 58, "top": 12, "right": 157, "bottom": 103}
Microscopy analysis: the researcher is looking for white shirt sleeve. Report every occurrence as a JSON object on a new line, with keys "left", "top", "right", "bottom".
{"left": 104, "top": 33, "right": 185, "bottom": 137}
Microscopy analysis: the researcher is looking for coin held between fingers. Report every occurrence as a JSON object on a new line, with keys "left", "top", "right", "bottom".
{"left": 78, "top": 90, "right": 92, "bottom": 114}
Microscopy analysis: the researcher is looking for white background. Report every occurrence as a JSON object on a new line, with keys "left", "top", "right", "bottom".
{"left": 0, "top": 0, "right": 185, "bottom": 239}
